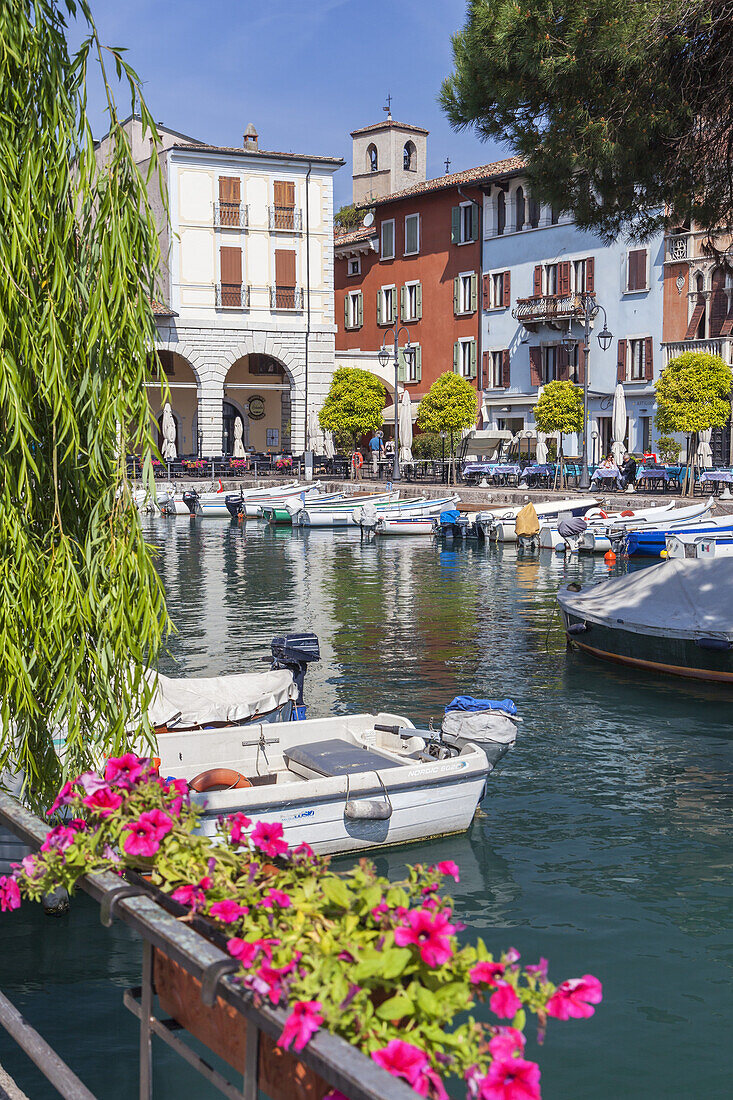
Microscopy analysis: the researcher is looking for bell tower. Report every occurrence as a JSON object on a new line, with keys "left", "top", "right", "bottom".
{"left": 350, "top": 107, "right": 428, "bottom": 204}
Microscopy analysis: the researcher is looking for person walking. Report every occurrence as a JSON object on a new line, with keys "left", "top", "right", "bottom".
{"left": 369, "top": 430, "right": 384, "bottom": 476}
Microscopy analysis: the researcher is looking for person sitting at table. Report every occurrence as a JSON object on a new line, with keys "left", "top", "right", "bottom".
{"left": 599, "top": 454, "right": 615, "bottom": 469}
{"left": 369, "top": 430, "right": 384, "bottom": 475}
{"left": 619, "top": 452, "right": 637, "bottom": 491}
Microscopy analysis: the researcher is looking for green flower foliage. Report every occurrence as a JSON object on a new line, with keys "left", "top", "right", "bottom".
{"left": 318, "top": 368, "right": 386, "bottom": 445}
{"left": 0, "top": 0, "right": 170, "bottom": 810}
{"left": 441, "top": 0, "right": 733, "bottom": 240}
{"left": 417, "top": 373, "right": 478, "bottom": 437}
{"left": 654, "top": 351, "right": 732, "bottom": 434}
{"left": 533, "top": 381, "right": 584, "bottom": 436}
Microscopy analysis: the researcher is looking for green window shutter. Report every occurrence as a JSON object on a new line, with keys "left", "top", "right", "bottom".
{"left": 400, "top": 285, "right": 406, "bottom": 321}
{"left": 389, "top": 291, "right": 395, "bottom": 323}
{"left": 357, "top": 292, "right": 363, "bottom": 327}
{"left": 469, "top": 340, "right": 477, "bottom": 378}
{"left": 470, "top": 273, "right": 478, "bottom": 312}
{"left": 397, "top": 348, "right": 407, "bottom": 383}
{"left": 415, "top": 345, "right": 422, "bottom": 382}
{"left": 416, "top": 282, "right": 422, "bottom": 319}
{"left": 453, "top": 276, "right": 460, "bottom": 314}
{"left": 344, "top": 295, "right": 349, "bottom": 330}
{"left": 377, "top": 291, "right": 383, "bottom": 324}
{"left": 453, "top": 341, "right": 460, "bottom": 373}
{"left": 451, "top": 205, "right": 460, "bottom": 244}
{"left": 471, "top": 203, "right": 479, "bottom": 241}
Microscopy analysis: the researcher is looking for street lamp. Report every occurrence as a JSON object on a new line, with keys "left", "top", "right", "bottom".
{"left": 379, "top": 324, "right": 412, "bottom": 481}
{"left": 564, "top": 297, "right": 613, "bottom": 490}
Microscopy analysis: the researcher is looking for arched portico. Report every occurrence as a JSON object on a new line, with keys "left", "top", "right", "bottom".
{"left": 223, "top": 353, "right": 294, "bottom": 454}
{"left": 147, "top": 350, "right": 199, "bottom": 457}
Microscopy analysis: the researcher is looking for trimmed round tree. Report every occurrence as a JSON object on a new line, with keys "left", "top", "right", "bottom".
{"left": 654, "top": 351, "right": 732, "bottom": 493}
{"left": 318, "top": 368, "right": 386, "bottom": 471}
{"left": 533, "top": 382, "right": 584, "bottom": 487}
{"left": 417, "top": 373, "right": 478, "bottom": 484}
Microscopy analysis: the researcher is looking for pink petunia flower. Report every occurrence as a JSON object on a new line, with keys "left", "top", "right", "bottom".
{"left": 40, "top": 824, "right": 83, "bottom": 853}
{"left": 228, "top": 813, "right": 252, "bottom": 845}
{"left": 470, "top": 962, "right": 505, "bottom": 987}
{"left": 76, "top": 771, "right": 109, "bottom": 796}
{"left": 372, "top": 1040, "right": 428, "bottom": 1088}
{"left": 20, "top": 855, "right": 39, "bottom": 878}
{"left": 394, "top": 908, "right": 455, "bottom": 967}
{"left": 123, "top": 818, "right": 160, "bottom": 858}
{"left": 546, "top": 975, "right": 602, "bottom": 1020}
{"left": 252, "top": 962, "right": 294, "bottom": 1005}
{"left": 209, "top": 899, "right": 249, "bottom": 924}
{"left": 250, "top": 821, "right": 289, "bottom": 859}
{"left": 292, "top": 842, "right": 315, "bottom": 860}
{"left": 142, "top": 808, "right": 174, "bottom": 840}
{"left": 478, "top": 1057, "right": 541, "bottom": 1100}
{"left": 0, "top": 876, "right": 21, "bottom": 912}
{"left": 227, "top": 937, "right": 280, "bottom": 967}
{"left": 488, "top": 1027, "right": 526, "bottom": 1061}
{"left": 524, "top": 959, "right": 549, "bottom": 982}
{"left": 82, "top": 787, "right": 123, "bottom": 816}
{"left": 171, "top": 876, "right": 211, "bottom": 910}
{"left": 260, "top": 889, "right": 291, "bottom": 909}
{"left": 47, "top": 781, "right": 75, "bottom": 816}
{"left": 437, "top": 860, "right": 460, "bottom": 882}
{"left": 105, "top": 753, "right": 145, "bottom": 789}
{"left": 371, "top": 900, "right": 389, "bottom": 920}
{"left": 277, "top": 1000, "right": 324, "bottom": 1051}
{"left": 489, "top": 982, "right": 522, "bottom": 1020}
{"left": 504, "top": 947, "right": 521, "bottom": 965}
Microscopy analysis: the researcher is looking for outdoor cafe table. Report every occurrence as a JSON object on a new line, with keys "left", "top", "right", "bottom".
{"left": 699, "top": 468, "right": 733, "bottom": 489}
{"left": 490, "top": 464, "right": 522, "bottom": 485}
{"left": 522, "top": 464, "right": 554, "bottom": 486}
{"left": 636, "top": 465, "right": 672, "bottom": 491}
{"left": 591, "top": 464, "right": 622, "bottom": 489}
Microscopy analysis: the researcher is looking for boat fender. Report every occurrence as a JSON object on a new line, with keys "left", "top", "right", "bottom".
{"left": 695, "top": 637, "right": 731, "bottom": 651}
{"left": 567, "top": 622, "right": 589, "bottom": 635}
{"left": 620, "top": 509, "right": 634, "bottom": 517}
{"left": 344, "top": 799, "right": 392, "bottom": 821}
{"left": 189, "top": 769, "right": 252, "bottom": 793}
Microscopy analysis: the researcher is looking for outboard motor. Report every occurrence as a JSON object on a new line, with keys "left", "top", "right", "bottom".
{"left": 355, "top": 502, "right": 379, "bottom": 532}
{"left": 182, "top": 489, "right": 199, "bottom": 517}
{"left": 557, "top": 516, "right": 587, "bottom": 554}
{"left": 270, "top": 633, "right": 320, "bottom": 719}
{"left": 441, "top": 696, "right": 518, "bottom": 769}
{"left": 225, "top": 491, "right": 244, "bottom": 519}
{"left": 439, "top": 508, "right": 468, "bottom": 539}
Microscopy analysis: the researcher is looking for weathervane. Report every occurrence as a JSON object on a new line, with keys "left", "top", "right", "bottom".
{"left": 444, "top": 157, "right": 451, "bottom": 174}
{"left": 383, "top": 93, "right": 392, "bottom": 120}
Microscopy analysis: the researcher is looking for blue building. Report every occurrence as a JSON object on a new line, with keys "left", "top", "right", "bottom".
{"left": 479, "top": 167, "right": 665, "bottom": 461}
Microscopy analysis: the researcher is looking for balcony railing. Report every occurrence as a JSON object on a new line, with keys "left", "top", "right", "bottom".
{"left": 663, "top": 337, "right": 733, "bottom": 366}
{"left": 512, "top": 292, "right": 595, "bottom": 325}
{"left": 268, "top": 205, "right": 303, "bottom": 232}
{"left": 215, "top": 283, "right": 250, "bottom": 308}
{"left": 213, "top": 201, "right": 248, "bottom": 229}
{"left": 665, "top": 234, "right": 689, "bottom": 262}
{"left": 270, "top": 285, "right": 303, "bottom": 310}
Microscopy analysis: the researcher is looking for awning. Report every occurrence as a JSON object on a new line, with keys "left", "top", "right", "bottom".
{"left": 383, "top": 401, "right": 419, "bottom": 424}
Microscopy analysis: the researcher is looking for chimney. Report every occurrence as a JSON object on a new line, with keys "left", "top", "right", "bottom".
{"left": 243, "top": 123, "right": 259, "bottom": 151}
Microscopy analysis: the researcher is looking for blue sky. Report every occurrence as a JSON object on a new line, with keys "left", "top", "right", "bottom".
{"left": 69, "top": 0, "right": 507, "bottom": 209}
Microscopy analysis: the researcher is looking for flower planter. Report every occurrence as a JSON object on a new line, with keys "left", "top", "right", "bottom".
{"left": 154, "top": 949, "right": 330, "bottom": 1100}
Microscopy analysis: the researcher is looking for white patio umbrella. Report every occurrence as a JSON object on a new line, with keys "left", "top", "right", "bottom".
{"left": 535, "top": 432, "right": 548, "bottom": 465}
{"left": 697, "top": 428, "right": 713, "bottom": 468}
{"left": 161, "top": 402, "right": 177, "bottom": 461}
{"left": 233, "top": 416, "right": 246, "bottom": 458}
{"left": 611, "top": 384, "right": 627, "bottom": 465}
{"left": 323, "top": 431, "right": 335, "bottom": 459}
{"left": 398, "top": 391, "right": 413, "bottom": 464}
{"left": 307, "top": 409, "right": 324, "bottom": 455}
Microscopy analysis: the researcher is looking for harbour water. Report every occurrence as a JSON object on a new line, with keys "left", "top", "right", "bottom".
{"left": 1, "top": 518, "right": 731, "bottom": 1098}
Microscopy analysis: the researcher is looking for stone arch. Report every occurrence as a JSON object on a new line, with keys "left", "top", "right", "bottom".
{"left": 366, "top": 143, "right": 378, "bottom": 172}
{"left": 513, "top": 185, "right": 525, "bottom": 231}
{"left": 148, "top": 349, "right": 200, "bottom": 456}
{"left": 403, "top": 140, "right": 416, "bottom": 172}
{"left": 223, "top": 349, "right": 298, "bottom": 454}
{"left": 496, "top": 190, "right": 506, "bottom": 236}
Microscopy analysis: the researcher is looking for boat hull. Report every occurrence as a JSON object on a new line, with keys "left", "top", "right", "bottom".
{"left": 375, "top": 518, "right": 435, "bottom": 536}
{"left": 626, "top": 522, "right": 733, "bottom": 557}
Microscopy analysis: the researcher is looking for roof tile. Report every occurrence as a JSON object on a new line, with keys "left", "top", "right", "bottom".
{"left": 367, "top": 155, "right": 526, "bottom": 206}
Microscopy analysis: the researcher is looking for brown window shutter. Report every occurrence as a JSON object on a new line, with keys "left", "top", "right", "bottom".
{"left": 617, "top": 339, "right": 627, "bottom": 382}
{"left": 684, "top": 299, "right": 706, "bottom": 339}
{"left": 482, "top": 273, "right": 489, "bottom": 310}
{"left": 219, "top": 176, "right": 240, "bottom": 203}
{"left": 721, "top": 304, "right": 733, "bottom": 336}
{"left": 482, "top": 350, "right": 490, "bottom": 381}
{"left": 529, "top": 346, "right": 542, "bottom": 386}
{"left": 557, "top": 345, "right": 570, "bottom": 380}
{"left": 502, "top": 270, "right": 511, "bottom": 308}
{"left": 533, "top": 265, "right": 542, "bottom": 296}
{"left": 220, "top": 246, "right": 242, "bottom": 285}
{"left": 628, "top": 249, "right": 646, "bottom": 291}
{"left": 275, "top": 249, "right": 297, "bottom": 287}
{"left": 577, "top": 344, "right": 586, "bottom": 384}
{"left": 502, "top": 349, "right": 511, "bottom": 388}
{"left": 274, "top": 180, "right": 295, "bottom": 207}
{"left": 585, "top": 257, "right": 594, "bottom": 293}
{"left": 644, "top": 337, "right": 654, "bottom": 380}
{"left": 559, "top": 261, "right": 571, "bottom": 296}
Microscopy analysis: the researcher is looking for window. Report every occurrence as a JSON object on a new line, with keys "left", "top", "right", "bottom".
{"left": 484, "top": 270, "right": 510, "bottom": 310}
{"left": 629, "top": 338, "right": 646, "bottom": 380}
{"left": 378, "top": 285, "right": 395, "bottom": 324}
{"left": 514, "top": 186, "right": 525, "bottom": 231}
{"left": 454, "top": 338, "right": 477, "bottom": 379}
{"left": 617, "top": 337, "right": 653, "bottom": 382}
{"left": 273, "top": 180, "right": 296, "bottom": 230}
{"left": 399, "top": 344, "right": 422, "bottom": 383}
{"left": 454, "top": 272, "right": 477, "bottom": 314}
{"left": 274, "top": 248, "right": 298, "bottom": 308}
{"left": 542, "top": 345, "right": 558, "bottom": 383}
{"left": 344, "top": 290, "right": 363, "bottom": 330}
{"left": 452, "top": 202, "right": 478, "bottom": 244}
{"left": 367, "top": 144, "right": 378, "bottom": 172}
{"left": 347, "top": 257, "right": 361, "bottom": 277}
{"left": 550, "top": 205, "right": 560, "bottom": 225}
{"left": 528, "top": 195, "right": 540, "bottom": 229}
{"left": 567, "top": 343, "right": 582, "bottom": 384}
{"left": 497, "top": 191, "right": 506, "bottom": 236}
{"left": 626, "top": 248, "right": 648, "bottom": 292}
{"left": 404, "top": 213, "right": 420, "bottom": 255}
{"left": 217, "top": 176, "right": 241, "bottom": 226}
{"left": 401, "top": 281, "right": 422, "bottom": 322}
{"left": 491, "top": 350, "right": 505, "bottom": 388}
{"left": 403, "top": 141, "right": 417, "bottom": 172}
{"left": 219, "top": 245, "right": 242, "bottom": 307}
{"left": 545, "top": 263, "right": 558, "bottom": 295}
{"left": 574, "top": 259, "right": 588, "bottom": 293}
{"left": 380, "top": 219, "right": 395, "bottom": 260}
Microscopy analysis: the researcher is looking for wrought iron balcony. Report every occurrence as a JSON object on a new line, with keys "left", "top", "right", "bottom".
{"left": 216, "top": 283, "right": 250, "bottom": 308}
{"left": 213, "top": 202, "right": 248, "bottom": 229}
{"left": 270, "top": 285, "right": 303, "bottom": 310}
{"left": 268, "top": 205, "right": 303, "bottom": 232}
{"left": 512, "top": 292, "right": 595, "bottom": 327}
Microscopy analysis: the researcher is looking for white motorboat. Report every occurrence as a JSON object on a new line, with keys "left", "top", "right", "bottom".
{"left": 183, "top": 482, "right": 318, "bottom": 519}
{"left": 157, "top": 485, "right": 191, "bottom": 515}
{"left": 374, "top": 516, "right": 437, "bottom": 536}
{"left": 286, "top": 490, "right": 400, "bottom": 522}
{"left": 552, "top": 498, "right": 716, "bottom": 554}
{"left": 665, "top": 531, "right": 733, "bottom": 560}
{"left": 540, "top": 501, "right": 677, "bottom": 550}
{"left": 479, "top": 497, "right": 599, "bottom": 543}
{"left": 298, "top": 495, "right": 429, "bottom": 528}
{"left": 242, "top": 482, "right": 326, "bottom": 519}
{"left": 156, "top": 705, "right": 517, "bottom": 856}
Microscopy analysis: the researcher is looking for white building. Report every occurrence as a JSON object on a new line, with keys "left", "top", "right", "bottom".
{"left": 98, "top": 117, "right": 343, "bottom": 456}
{"left": 480, "top": 168, "right": 665, "bottom": 460}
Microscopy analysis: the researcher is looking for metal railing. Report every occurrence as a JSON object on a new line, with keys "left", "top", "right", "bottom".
{"left": 662, "top": 337, "right": 733, "bottom": 365}
{"left": 0, "top": 791, "right": 419, "bottom": 1100}
{"left": 512, "top": 291, "right": 595, "bottom": 324}
{"left": 216, "top": 283, "right": 250, "bottom": 309}
{"left": 214, "top": 202, "right": 249, "bottom": 229}
{"left": 270, "top": 285, "right": 303, "bottom": 310}
{"left": 268, "top": 205, "right": 302, "bottom": 232}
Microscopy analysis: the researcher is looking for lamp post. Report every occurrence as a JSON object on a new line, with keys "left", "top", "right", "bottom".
{"left": 379, "top": 325, "right": 413, "bottom": 482}
{"left": 563, "top": 296, "right": 613, "bottom": 490}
